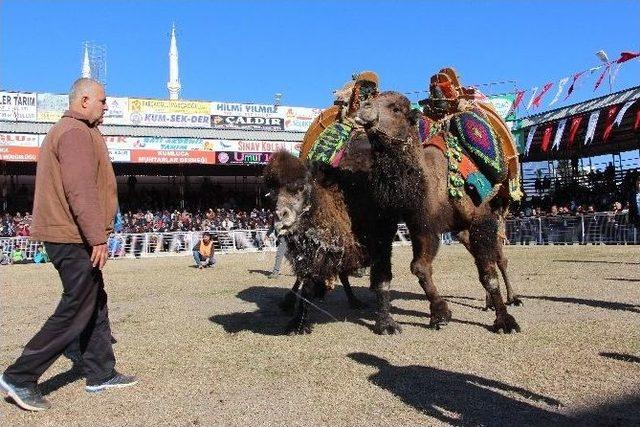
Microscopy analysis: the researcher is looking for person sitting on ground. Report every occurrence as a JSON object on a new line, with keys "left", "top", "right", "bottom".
{"left": 33, "top": 246, "right": 49, "bottom": 264}
{"left": 0, "top": 252, "right": 10, "bottom": 265}
{"left": 192, "top": 232, "right": 216, "bottom": 269}
{"left": 10, "top": 247, "right": 27, "bottom": 264}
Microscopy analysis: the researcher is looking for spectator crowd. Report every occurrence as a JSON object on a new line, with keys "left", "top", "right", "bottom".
{"left": 1, "top": 208, "right": 275, "bottom": 237}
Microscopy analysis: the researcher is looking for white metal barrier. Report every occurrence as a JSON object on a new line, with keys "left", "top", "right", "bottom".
{"left": 1, "top": 214, "right": 635, "bottom": 262}
{"left": 504, "top": 212, "right": 636, "bottom": 245}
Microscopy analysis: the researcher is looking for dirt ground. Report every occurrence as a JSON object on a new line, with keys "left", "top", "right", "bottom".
{"left": 1, "top": 245, "right": 639, "bottom": 426}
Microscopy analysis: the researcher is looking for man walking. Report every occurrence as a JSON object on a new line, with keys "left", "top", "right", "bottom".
{"left": 0, "top": 78, "right": 136, "bottom": 411}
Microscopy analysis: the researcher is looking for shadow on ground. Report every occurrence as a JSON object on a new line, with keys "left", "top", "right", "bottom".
{"left": 604, "top": 277, "right": 640, "bottom": 283}
{"left": 208, "top": 286, "right": 505, "bottom": 335}
{"left": 522, "top": 295, "right": 640, "bottom": 313}
{"left": 599, "top": 352, "right": 640, "bottom": 364}
{"left": 348, "top": 352, "right": 571, "bottom": 426}
{"left": 247, "top": 269, "right": 273, "bottom": 277}
{"left": 553, "top": 259, "right": 640, "bottom": 266}
{"left": 40, "top": 367, "right": 83, "bottom": 396}
{"left": 209, "top": 285, "right": 375, "bottom": 335}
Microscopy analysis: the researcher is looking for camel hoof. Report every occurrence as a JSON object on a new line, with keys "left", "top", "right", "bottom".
{"left": 430, "top": 301, "right": 452, "bottom": 329}
{"left": 374, "top": 318, "right": 402, "bottom": 335}
{"left": 285, "top": 320, "right": 313, "bottom": 335}
{"left": 493, "top": 314, "right": 521, "bottom": 334}
{"left": 348, "top": 298, "right": 367, "bottom": 310}
{"left": 507, "top": 297, "right": 524, "bottom": 307}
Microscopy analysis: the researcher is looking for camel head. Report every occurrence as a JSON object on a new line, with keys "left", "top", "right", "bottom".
{"left": 356, "top": 91, "right": 421, "bottom": 148}
{"left": 263, "top": 151, "right": 313, "bottom": 235}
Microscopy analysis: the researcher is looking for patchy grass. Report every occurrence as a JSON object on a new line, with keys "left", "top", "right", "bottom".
{"left": 1, "top": 245, "right": 639, "bottom": 426}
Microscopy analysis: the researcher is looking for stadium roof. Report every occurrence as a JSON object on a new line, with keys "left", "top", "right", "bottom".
{"left": 517, "top": 85, "right": 640, "bottom": 162}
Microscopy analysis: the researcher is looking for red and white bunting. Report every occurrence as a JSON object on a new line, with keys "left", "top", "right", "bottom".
{"left": 602, "top": 105, "right": 620, "bottom": 141}
{"left": 584, "top": 110, "right": 600, "bottom": 144}
{"left": 549, "top": 77, "right": 569, "bottom": 106}
{"left": 551, "top": 118, "right": 567, "bottom": 150}
{"left": 526, "top": 87, "right": 539, "bottom": 111}
{"left": 532, "top": 82, "right": 554, "bottom": 108}
{"left": 613, "top": 100, "right": 636, "bottom": 126}
{"left": 524, "top": 125, "right": 538, "bottom": 155}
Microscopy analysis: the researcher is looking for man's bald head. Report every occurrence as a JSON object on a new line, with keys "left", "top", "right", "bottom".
{"left": 68, "top": 78, "right": 108, "bottom": 125}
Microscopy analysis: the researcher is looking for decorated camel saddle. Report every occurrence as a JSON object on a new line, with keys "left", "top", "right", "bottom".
{"left": 300, "top": 71, "right": 379, "bottom": 165}
{"left": 420, "top": 67, "right": 522, "bottom": 204}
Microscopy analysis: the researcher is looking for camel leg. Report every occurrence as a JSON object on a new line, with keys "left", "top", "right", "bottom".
{"left": 469, "top": 220, "right": 520, "bottom": 333}
{"left": 280, "top": 278, "right": 301, "bottom": 312}
{"left": 339, "top": 272, "right": 366, "bottom": 309}
{"left": 458, "top": 229, "right": 495, "bottom": 311}
{"left": 285, "top": 278, "right": 313, "bottom": 335}
{"left": 369, "top": 222, "right": 402, "bottom": 335}
{"left": 496, "top": 243, "right": 522, "bottom": 306}
{"left": 410, "top": 231, "right": 451, "bottom": 329}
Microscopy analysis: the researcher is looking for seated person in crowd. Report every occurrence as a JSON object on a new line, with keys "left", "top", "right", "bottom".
{"left": 192, "top": 232, "right": 216, "bottom": 269}
{"left": 33, "top": 245, "right": 49, "bottom": 264}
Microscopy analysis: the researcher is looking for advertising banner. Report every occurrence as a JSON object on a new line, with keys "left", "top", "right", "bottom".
{"left": 130, "top": 149, "right": 216, "bottom": 164}
{"left": 105, "top": 136, "right": 211, "bottom": 151}
{"left": 128, "top": 98, "right": 211, "bottom": 127}
{"left": 37, "top": 93, "right": 69, "bottom": 122}
{"left": 0, "top": 146, "right": 39, "bottom": 162}
{"left": 215, "top": 151, "right": 273, "bottom": 165}
{"left": 210, "top": 114, "right": 284, "bottom": 130}
{"left": 108, "top": 148, "right": 131, "bottom": 163}
{"left": 102, "top": 97, "right": 129, "bottom": 125}
{"left": 104, "top": 136, "right": 145, "bottom": 150}
{"left": 210, "top": 102, "right": 281, "bottom": 118}
{"left": 205, "top": 139, "right": 296, "bottom": 153}
{"left": 0, "top": 133, "right": 40, "bottom": 147}
{"left": 280, "top": 106, "right": 322, "bottom": 132}
{"left": 0, "top": 92, "right": 37, "bottom": 121}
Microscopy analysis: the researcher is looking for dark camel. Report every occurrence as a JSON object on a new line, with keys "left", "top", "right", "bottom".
{"left": 357, "top": 91, "right": 520, "bottom": 333}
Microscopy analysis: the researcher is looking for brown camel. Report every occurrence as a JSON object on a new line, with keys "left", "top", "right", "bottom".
{"left": 357, "top": 91, "right": 520, "bottom": 333}
{"left": 264, "top": 147, "right": 399, "bottom": 334}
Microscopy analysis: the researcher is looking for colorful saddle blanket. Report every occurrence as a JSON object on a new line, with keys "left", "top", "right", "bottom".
{"left": 451, "top": 108, "right": 507, "bottom": 185}
{"left": 306, "top": 120, "right": 354, "bottom": 167}
{"left": 419, "top": 114, "right": 496, "bottom": 205}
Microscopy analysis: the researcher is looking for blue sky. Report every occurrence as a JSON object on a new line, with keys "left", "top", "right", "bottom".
{"left": 1, "top": 0, "right": 639, "bottom": 112}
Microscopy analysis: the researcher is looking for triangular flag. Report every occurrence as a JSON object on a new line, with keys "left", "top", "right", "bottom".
{"left": 585, "top": 110, "right": 600, "bottom": 144}
{"left": 526, "top": 87, "right": 539, "bottom": 110}
{"left": 564, "top": 71, "right": 586, "bottom": 100}
{"left": 541, "top": 125, "right": 553, "bottom": 152}
{"left": 549, "top": 77, "right": 569, "bottom": 106}
{"left": 507, "top": 90, "right": 526, "bottom": 116}
{"left": 613, "top": 100, "right": 636, "bottom": 126}
{"left": 635, "top": 109, "right": 640, "bottom": 131}
{"left": 610, "top": 63, "right": 623, "bottom": 87}
{"left": 602, "top": 105, "right": 620, "bottom": 141}
{"left": 532, "top": 82, "right": 554, "bottom": 108}
{"left": 552, "top": 118, "right": 567, "bottom": 150}
{"left": 525, "top": 125, "right": 538, "bottom": 155}
{"left": 594, "top": 65, "right": 611, "bottom": 91}
{"left": 568, "top": 115, "right": 583, "bottom": 147}
{"left": 616, "top": 51, "right": 640, "bottom": 63}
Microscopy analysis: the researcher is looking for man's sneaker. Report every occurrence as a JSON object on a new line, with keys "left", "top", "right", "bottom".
{"left": 0, "top": 374, "right": 51, "bottom": 411}
{"left": 85, "top": 372, "right": 137, "bottom": 393}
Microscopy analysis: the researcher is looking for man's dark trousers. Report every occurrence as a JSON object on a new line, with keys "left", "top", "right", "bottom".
{"left": 4, "top": 243, "right": 116, "bottom": 387}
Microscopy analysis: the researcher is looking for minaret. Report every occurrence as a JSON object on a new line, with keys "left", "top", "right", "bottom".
{"left": 167, "top": 24, "right": 181, "bottom": 100}
{"left": 81, "top": 43, "right": 91, "bottom": 78}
